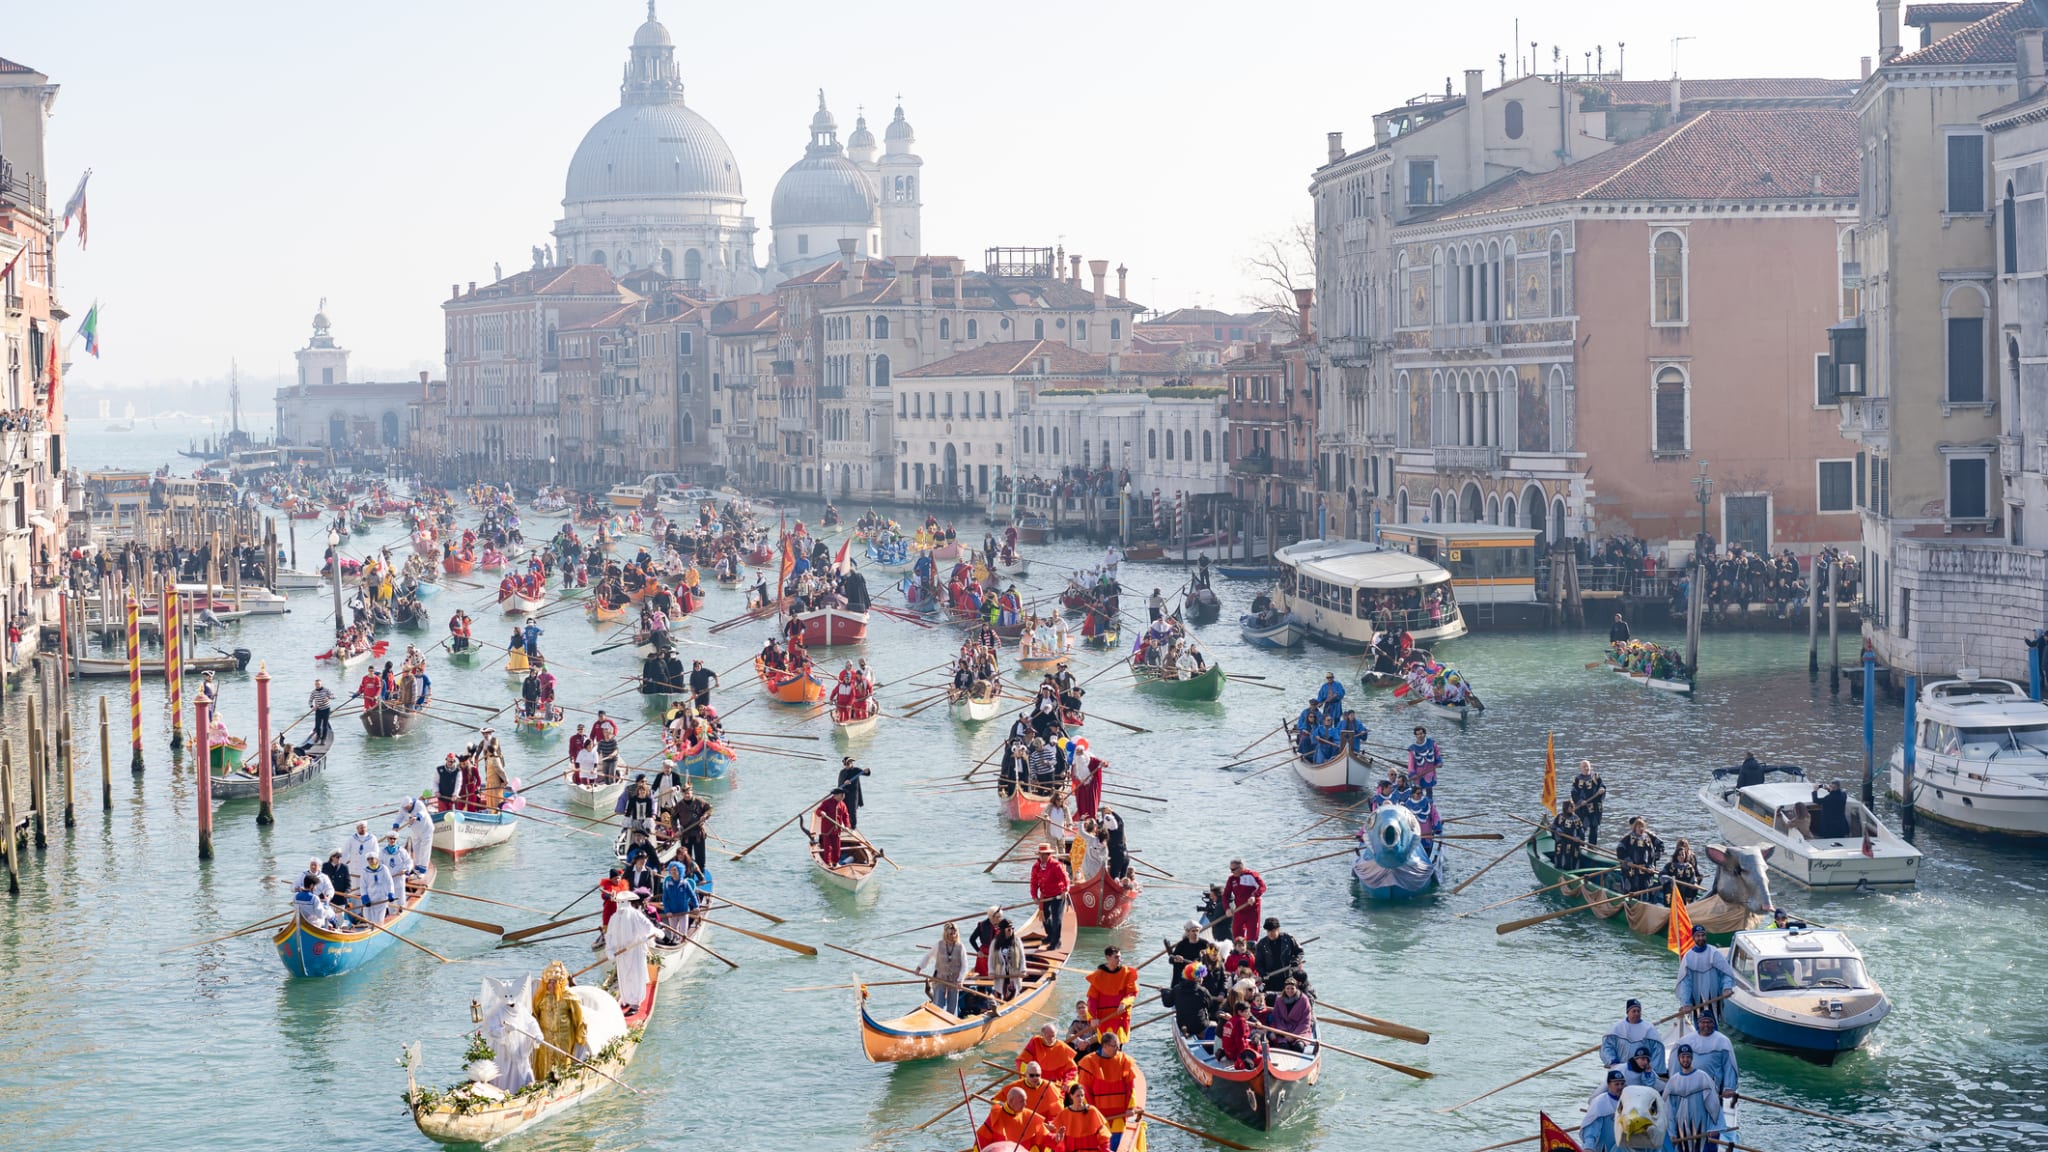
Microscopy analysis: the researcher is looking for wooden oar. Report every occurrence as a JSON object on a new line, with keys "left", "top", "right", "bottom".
{"left": 878, "top": 899, "right": 1039, "bottom": 939}
{"left": 1314, "top": 1008, "right": 1429, "bottom": 1046}
{"left": 1139, "top": 1110, "right": 1255, "bottom": 1151}
{"left": 697, "top": 916, "right": 817, "bottom": 956}
{"left": 161, "top": 913, "right": 290, "bottom": 953}
{"left": 722, "top": 729, "right": 819, "bottom": 742}
{"left": 703, "top": 893, "right": 789, "bottom": 925}
{"left": 984, "top": 820, "right": 1048, "bottom": 875}
{"left": 1230, "top": 754, "right": 1301, "bottom": 786}
{"left": 1218, "top": 746, "right": 1298, "bottom": 772}
{"left": 1231, "top": 723, "right": 1284, "bottom": 757}
{"left": 1265, "top": 846, "right": 1357, "bottom": 874}
{"left": 351, "top": 909, "right": 455, "bottom": 962}
{"left": 1437, "top": 992, "right": 1731, "bottom": 1113}
{"left": 1456, "top": 866, "right": 1606, "bottom": 916}
{"left": 1495, "top": 887, "right": 1633, "bottom": 934}
{"left": 728, "top": 796, "right": 825, "bottom": 861}
{"left": 1225, "top": 675, "right": 1286, "bottom": 692}
{"left": 1449, "top": 830, "right": 1539, "bottom": 897}
{"left": 502, "top": 910, "right": 599, "bottom": 943}
{"left": 496, "top": 925, "right": 599, "bottom": 948}
{"left": 671, "top": 930, "right": 741, "bottom": 971}
{"left": 1255, "top": 1022, "right": 1432, "bottom": 1080}
{"left": 785, "top": 977, "right": 929, "bottom": 993}
{"left": 820, "top": 941, "right": 927, "bottom": 979}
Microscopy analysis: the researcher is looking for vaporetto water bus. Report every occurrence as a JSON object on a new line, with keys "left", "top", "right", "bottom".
{"left": 1272, "top": 539, "right": 1466, "bottom": 650}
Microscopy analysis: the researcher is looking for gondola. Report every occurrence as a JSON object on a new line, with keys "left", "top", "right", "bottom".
{"left": 274, "top": 864, "right": 436, "bottom": 978}
{"left": 999, "top": 783, "right": 1052, "bottom": 823}
{"left": 1071, "top": 861, "right": 1140, "bottom": 929}
{"left": 806, "top": 821, "right": 880, "bottom": 891}
{"left": 858, "top": 902, "right": 1076, "bottom": 1062}
{"left": 950, "top": 687, "right": 1003, "bottom": 724}
{"left": 359, "top": 699, "right": 416, "bottom": 737}
{"left": 1173, "top": 1017, "right": 1319, "bottom": 1131}
{"left": 1185, "top": 587, "right": 1222, "bottom": 624}
{"left": 208, "top": 734, "right": 335, "bottom": 801}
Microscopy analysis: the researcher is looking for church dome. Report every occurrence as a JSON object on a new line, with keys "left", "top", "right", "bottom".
{"left": 565, "top": 102, "right": 744, "bottom": 203}
{"left": 847, "top": 114, "right": 876, "bottom": 153}
{"left": 633, "top": 17, "right": 671, "bottom": 46}
{"left": 772, "top": 155, "right": 876, "bottom": 228}
{"left": 885, "top": 104, "right": 915, "bottom": 144}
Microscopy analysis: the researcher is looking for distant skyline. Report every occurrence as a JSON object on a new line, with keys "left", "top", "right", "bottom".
{"left": 13, "top": 0, "right": 1871, "bottom": 387}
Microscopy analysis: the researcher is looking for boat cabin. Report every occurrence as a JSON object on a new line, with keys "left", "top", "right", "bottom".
{"left": 1376, "top": 524, "right": 1539, "bottom": 605}
{"left": 1731, "top": 929, "right": 1872, "bottom": 996}
{"left": 1272, "top": 538, "right": 1466, "bottom": 649}
{"left": 1730, "top": 782, "right": 1885, "bottom": 841}
{"left": 1912, "top": 679, "right": 2048, "bottom": 761}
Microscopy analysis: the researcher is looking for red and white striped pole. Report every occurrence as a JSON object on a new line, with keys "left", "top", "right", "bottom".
{"left": 126, "top": 590, "right": 143, "bottom": 772}
{"left": 195, "top": 695, "right": 213, "bottom": 860}
{"left": 255, "top": 663, "right": 273, "bottom": 826}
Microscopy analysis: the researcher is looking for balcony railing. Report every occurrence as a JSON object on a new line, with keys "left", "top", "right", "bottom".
{"left": 1433, "top": 445, "right": 1500, "bottom": 472}
{"left": 817, "top": 384, "right": 846, "bottom": 400}
{"left": 1231, "top": 457, "right": 1273, "bottom": 475}
{"left": 1432, "top": 323, "right": 1498, "bottom": 351}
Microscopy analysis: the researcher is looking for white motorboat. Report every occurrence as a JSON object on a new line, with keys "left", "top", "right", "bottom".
{"left": 1889, "top": 674, "right": 2048, "bottom": 836}
{"left": 272, "top": 569, "right": 326, "bottom": 591}
{"left": 567, "top": 777, "right": 626, "bottom": 814}
{"left": 1239, "top": 611, "right": 1305, "bottom": 650}
{"left": 430, "top": 807, "right": 518, "bottom": 859}
{"left": 1720, "top": 927, "right": 1890, "bottom": 1059}
{"left": 174, "top": 582, "right": 291, "bottom": 615}
{"left": 1272, "top": 539, "right": 1468, "bottom": 649}
{"left": 1700, "top": 781, "right": 1920, "bottom": 889}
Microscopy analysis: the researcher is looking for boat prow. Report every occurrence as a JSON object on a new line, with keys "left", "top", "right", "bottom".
{"left": 858, "top": 903, "right": 1075, "bottom": 1062}
{"left": 1173, "top": 1017, "right": 1320, "bottom": 1131}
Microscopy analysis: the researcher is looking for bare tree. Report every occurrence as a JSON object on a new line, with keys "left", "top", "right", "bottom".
{"left": 1241, "top": 220, "right": 1315, "bottom": 316}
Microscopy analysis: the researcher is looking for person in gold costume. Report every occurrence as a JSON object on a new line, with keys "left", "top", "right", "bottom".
{"left": 529, "top": 960, "right": 585, "bottom": 1082}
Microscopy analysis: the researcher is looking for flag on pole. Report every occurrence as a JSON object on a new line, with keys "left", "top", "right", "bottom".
{"left": 1541, "top": 730, "right": 1557, "bottom": 813}
{"left": 1538, "top": 1112, "right": 1583, "bottom": 1152}
{"left": 0, "top": 242, "right": 26, "bottom": 283}
{"left": 833, "top": 536, "right": 850, "bottom": 574}
{"left": 1666, "top": 880, "right": 1694, "bottom": 955}
{"left": 80, "top": 302, "right": 100, "bottom": 358}
{"left": 60, "top": 169, "right": 91, "bottom": 249}
{"left": 44, "top": 322, "right": 60, "bottom": 418}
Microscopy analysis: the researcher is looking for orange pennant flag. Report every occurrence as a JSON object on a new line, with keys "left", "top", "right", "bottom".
{"left": 1540, "top": 730, "right": 1557, "bottom": 814}
{"left": 1666, "top": 880, "right": 1694, "bottom": 955}
{"left": 1539, "top": 1111, "right": 1583, "bottom": 1152}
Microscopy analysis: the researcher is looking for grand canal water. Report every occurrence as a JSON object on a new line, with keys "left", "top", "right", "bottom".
{"left": 1, "top": 421, "right": 2042, "bottom": 1151}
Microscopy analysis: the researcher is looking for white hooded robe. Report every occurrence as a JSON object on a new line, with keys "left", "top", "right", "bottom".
{"left": 606, "top": 902, "right": 658, "bottom": 1010}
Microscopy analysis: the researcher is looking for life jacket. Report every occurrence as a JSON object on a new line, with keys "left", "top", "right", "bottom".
{"left": 1078, "top": 1051, "right": 1136, "bottom": 1120}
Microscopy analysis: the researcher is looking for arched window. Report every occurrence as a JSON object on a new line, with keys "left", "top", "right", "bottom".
{"left": 966, "top": 319, "right": 979, "bottom": 339}
{"left": 1522, "top": 484, "right": 1545, "bottom": 530}
{"left": 1037, "top": 427, "right": 1045, "bottom": 454}
{"left": 1549, "top": 496, "right": 1567, "bottom": 545}
{"left": 1184, "top": 430, "right": 1194, "bottom": 460}
{"left": 939, "top": 317, "right": 951, "bottom": 339}
{"left": 1654, "top": 366, "right": 1689, "bottom": 453}
{"left": 1486, "top": 493, "right": 1500, "bottom": 524}
{"left": 1503, "top": 494, "right": 1517, "bottom": 527}
{"left": 1429, "top": 490, "right": 1443, "bottom": 522}
{"left": 874, "top": 355, "right": 891, "bottom": 389}
{"left": 1397, "top": 488, "right": 1410, "bottom": 524}
{"left": 876, "top": 315, "right": 890, "bottom": 339}
{"left": 1083, "top": 440, "right": 1091, "bottom": 467}
{"left": 590, "top": 249, "right": 606, "bottom": 268}
{"left": 1651, "top": 231, "right": 1686, "bottom": 324}
{"left": 1147, "top": 429, "right": 1158, "bottom": 459}
{"left": 912, "top": 392, "right": 921, "bottom": 417}
{"left": 381, "top": 411, "right": 400, "bottom": 447}
{"left": 1944, "top": 282, "right": 1990, "bottom": 403}
{"left": 1165, "top": 430, "right": 1174, "bottom": 460}
{"left": 1034, "top": 318, "right": 1045, "bottom": 339}
{"left": 1052, "top": 427, "right": 1061, "bottom": 454}
{"left": 1202, "top": 431, "right": 1213, "bottom": 461}
{"left": 660, "top": 249, "right": 674, "bottom": 276}
{"left": 681, "top": 412, "right": 695, "bottom": 443}
{"left": 1505, "top": 100, "right": 1524, "bottom": 139}
{"left": 684, "top": 249, "right": 702, "bottom": 283}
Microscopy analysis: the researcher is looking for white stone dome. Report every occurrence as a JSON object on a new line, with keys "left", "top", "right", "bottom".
{"left": 565, "top": 102, "right": 744, "bottom": 203}
{"left": 772, "top": 155, "right": 876, "bottom": 228}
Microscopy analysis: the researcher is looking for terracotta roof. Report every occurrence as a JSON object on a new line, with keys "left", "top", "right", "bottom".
{"left": 898, "top": 340, "right": 1107, "bottom": 379}
{"left": 453, "top": 263, "right": 624, "bottom": 304}
{"left": 1893, "top": 0, "right": 2043, "bottom": 65}
{"left": 560, "top": 302, "right": 643, "bottom": 332}
{"left": 1428, "top": 108, "right": 1857, "bottom": 221}
{"left": 1582, "top": 77, "right": 1860, "bottom": 105}
{"left": 1905, "top": 3, "right": 2010, "bottom": 25}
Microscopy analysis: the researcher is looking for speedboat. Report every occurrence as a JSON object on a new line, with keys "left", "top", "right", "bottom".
{"left": 1889, "top": 673, "right": 2048, "bottom": 836}
{"left": 1720, "top": 927, "right": 1890, "bottom": 1060}
{"left": 1700, "top": 781, "right": 1920, "bottom": 889}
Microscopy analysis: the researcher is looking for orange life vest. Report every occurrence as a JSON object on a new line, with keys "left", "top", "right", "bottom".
{"left": 1084, "top": 965, "right": 1139, "bottom": 1036}
{"left": 1047, "top": 1103, "right": 1113, "bottom": 1152}
{"left": 1077, "top": 1051, "right": 1136, "bottom": 1120}
{"left": 975, "top": 1104, "right": 1051, "bottom": 1152}
{"left": 1017, "top": 1036, "right": 1078, "bottom": 1083}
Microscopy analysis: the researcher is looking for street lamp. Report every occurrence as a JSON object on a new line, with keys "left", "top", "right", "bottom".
{"left": 326, "top": 529, "right": 345, "bottom": 637}
{"left": 548, "top": 455, "right": 556, "bottom": 491}
{"left": 1692, "top": 460, "right": 1714, "bottom": 543}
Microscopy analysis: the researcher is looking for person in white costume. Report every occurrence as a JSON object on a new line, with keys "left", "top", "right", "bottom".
{"left": 395, "top": 796, "right": 435, "bottom": 872}
{"left": 344, "top": 821, "right": 378, "bottom": 883}
{"left": 605, "top": 891, "right": 658, "bottom": 1012}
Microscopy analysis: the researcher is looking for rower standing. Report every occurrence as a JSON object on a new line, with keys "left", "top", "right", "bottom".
{"left": 1609, "top": 612, "right": 1632, "bottom": 643}
{"left": 1570, "top": 760, "right": 1607, "bottom": 845}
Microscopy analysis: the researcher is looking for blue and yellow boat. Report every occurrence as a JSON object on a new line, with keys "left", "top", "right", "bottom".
{"left": 274, "top": 864, "right": 435, "bottom": 978}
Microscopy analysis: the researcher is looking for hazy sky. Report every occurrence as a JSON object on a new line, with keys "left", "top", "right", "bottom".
{"left": 12, "top": 0, "right": 1872, "bottom": 390}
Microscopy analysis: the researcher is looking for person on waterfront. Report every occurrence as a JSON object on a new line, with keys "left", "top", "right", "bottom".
{"left": 1675, "top": 927, "right": 1738, "bottom": 1021}
{"left": 1662, "top": 1043, "right": 1725, "bottom": 1152}
{"left": 1579, "top": 1069, "right": 1627, "bottom": 1152}
{"left": 308, "top": 680, "right": 335, "bottom": 743}
{"left": 604, "top": 891, "right": 657, "bottom": 1013}
{"left": 1570, "top": 760, "right": 1607, "bottom": 845}
{"left": 915, "top": 921, "right": 968, "bottom": 1015}
{"left": 1599, "top": 999, "right": 1667, "bottom": 1075}
{"left": 1407, "top": 726, "right": 1442, "bottom": 792}
{"left": 1222, "top": 858, "right": 1267, "bottom": 943}
{"left": 1614, "top": 816, "right": 1665, "bottom": 894}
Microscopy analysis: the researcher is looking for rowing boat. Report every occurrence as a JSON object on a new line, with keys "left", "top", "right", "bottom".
{"left": 1174, "top": 1017, "right": 1318, "bottom": 1131}
{"left": 1240, "top": 611, "right": 1305, "bottom": 650}
{"left": 1072, "top": 862, "right": 1140, "bottom": 929}
{"left": 755, "top": 657, "right": 825, "bottom": 703}
{"left": 999, "top": 784, "right": 1053, "bottom": 823}
{"left": 833, "top": 710, "right": 879, "bottom": 739}
{"left": 1291, "top": 748, "right": 1375, "bottom": 795}
{"left": 858, "top": 902, "right": 1076, "bottom": 1062}
{"left": 275, "top": 864, "right": 436, "bottom": 978}
{"left": 654, "top": 914, "right": 717, "bottom": 975}
{"left": 1129, "top": 660, "right": 1225, "bottom": 702}
{"left": 587, "top": 600, "right": 627, "bottom": 624}
{"left": 1350, "top": 804, "right": 1444, "bottom": 900}
{"left": 408, "top": 961, "right": 657, "bottom": 1144}
{"left": 501, "top": 591, "right": 547, "bottom": 616}
{"left": 669, "top": 740, "right": 736, "bottom": 780}
{"left": 950, "top": 690, "right": 1002, "bottom": 723}
{"left": 430, "top": 806, "right": 518, "bottom": 858}
{"left": 567, "top": 776, "right": 626, "bottom": 814}
{"left": 209, "top": 735, "right": 334, "bottom": 801}
{"left": 514, "top": 707, "right": 564, "bottom": 737}
{"left": 359, "top": 699, "right": 417, "bottom": 738}
{"left": 1525, "top": 830, "right": 1764, "bottom": 945}
{"left": 783, "top": 606, "right": 870, "bottom": 647}
{"left": 808, "top": 823, "right": 880, "bottom": 891}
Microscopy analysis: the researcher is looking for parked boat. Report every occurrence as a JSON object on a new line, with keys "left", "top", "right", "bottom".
{"left": 74, "top": 648, "right": 250, "bottom": 678}
{"left": 209, "top": 735, "right": 334, "bottom": 801}
{"left": 408, "top": 961, "right": 656, "bottom": 1144}
{"left": 1174, "top": 1016, "right": 1319, "bottom": 1131}
{"left": 1889, "top": 673, "right": 2048, "bottom": 836}
{"left": 174, "top": 582, "right": 290, "bottom": 615}
{"left": 1129, "top": 660, "right": 1226, "bottom": 702}
{"left": 858, "top": 902, "right": 1076, "bottom": 1062}
{"left": 606, "top": 483, "right": 652, "bottom": 509}
{"left": 1350, "top": 804, "right": 1444, "bottom": 900}
{"left": 275, "top": 864, "right": 435, "bottom": 977}
{"left": 430, "top": 806, "right": 518, "bottom": 859}
{"left": 271, "top": 569, "right": 327, "bottom": 591}
{"left": 755, "top": 657, "right": 826, "bottom": 703}
{"left": 1718, "top": 927, "right": 1890, "bottom": 1060}
{"left": 1700, "top": 781, "right": 1920, "bottom": 889}
{"left": 1241, "top": 611, "right": 1305, "bottom": 650}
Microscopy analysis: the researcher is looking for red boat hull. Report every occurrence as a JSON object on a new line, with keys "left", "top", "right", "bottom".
{"left": 1073, "top": 864, "right": 1138, "bottom": 929}
{"left": 789, "top": 608, "right": 869, "bottom": 647}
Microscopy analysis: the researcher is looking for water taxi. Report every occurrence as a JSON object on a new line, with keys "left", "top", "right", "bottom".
{"left": 1272, "top": 539, "right": 1465, "bottom": 650}
{"left": 606, "top": 483, "right": 653, "bottom": 509}
{"left": 1720, "top": 927, "right": 1890, "bottom": 1060}
{"left": 1700, "top": 781, "right": 1920, "bottom": 889}
{"left": 1890, "top": 673, "right": 2048, "bottom": 836}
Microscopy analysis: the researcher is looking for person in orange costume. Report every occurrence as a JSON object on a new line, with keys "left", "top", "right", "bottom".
{"left": 1002, "top": 1062, "right": 1066, "bottom": 1124}
{"left": 1084, "top": 945, "right": 1139, "bottom": 1041}
{"left": 1015, "top": 1023, "right": 1078, "bottom": 1085}
{"left": 1045, "top": 1082, "right": 1113, "bottom": 1152}
{"left": 1076, "top": 1031, "right": 1141, "bottom": 1144}
{"left": 975, "top": 1086, "right": 1053, "bottom": 1151}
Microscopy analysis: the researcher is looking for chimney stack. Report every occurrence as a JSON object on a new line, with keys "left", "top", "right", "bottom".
{"left": 1464, "top": 69, "right": 1487, "bottom": 194}
{"left": 1326, "top": 131, "right": 1345, "bottom": 165}
{"left": 451, "top": 283, "right": 460, "bottom": 300}
{"left": 838, "top": 239, "right": 859, "bottom": 297}
{"left": 1116, "top": 263, "right": 1128, "bottom": 301}
{"left": 1089, "top": 260, "right": 1108, "bottom": 308}
{"left": 1860, "top": 55, "right": 1873, "bottom": 81}
{"left": 1878, "top": 0, "right": 1901, "bottom": 62}
{"left": 1670, "top": 75, "right": 1682, "bottom": 121}
{"left": 419, "top": 370, "right": 430, "bottom": 396}
{"left": 468, "top": 281, "right": 476, "bottom": 295}
{"left": 1293, "top": 287, "right": 1313, "bottom": 341}
{"left": 2021, "top": 29, "right": 2047, "bottom": 97}
{"left": 1071, "top": 254, "right": 1083, "bottom": 285}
